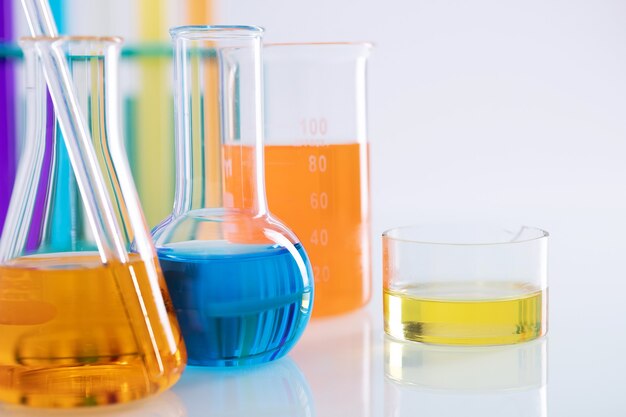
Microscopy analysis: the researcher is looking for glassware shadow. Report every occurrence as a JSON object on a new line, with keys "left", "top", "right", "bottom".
{"left": 0, "top": 391, "right": 186, "bottom": 417}
{"left": 384, "top": 336, "right": 547, "bottom": 417}
{"left": 172, "top": 357, "right": 314, "bottom": 417}
{"left": 290, "top": 308, "right": 373, "bottom": 417}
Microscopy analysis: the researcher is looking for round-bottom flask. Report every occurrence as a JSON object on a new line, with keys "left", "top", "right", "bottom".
{"left": 152, "top": 26, "right": 313, "bottom": 367}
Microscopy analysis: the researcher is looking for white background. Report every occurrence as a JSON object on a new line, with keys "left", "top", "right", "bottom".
{"left": 216, "top": 1, "right": 626, "bottom": 415}
{"left": 219, "top": 0, "right": 626, "bottom": 213}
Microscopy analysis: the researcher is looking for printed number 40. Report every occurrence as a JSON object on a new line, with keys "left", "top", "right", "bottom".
{"left": 310, "top": 229, "right": 328, "bottom": 246}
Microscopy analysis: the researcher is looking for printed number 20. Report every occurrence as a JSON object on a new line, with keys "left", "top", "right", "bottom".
{"left": 313, "top": 265, "right": 330, "bottom": 282}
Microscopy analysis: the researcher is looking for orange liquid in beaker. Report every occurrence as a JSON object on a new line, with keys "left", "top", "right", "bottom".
{"left": 264, "top": 143, "right": 371, "bottom": 317}
{"left": 0, "top": 253, "right": 185, "bottom": 408}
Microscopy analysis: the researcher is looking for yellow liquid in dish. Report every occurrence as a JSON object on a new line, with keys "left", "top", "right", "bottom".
{"left": 0, "top": 253, "right": 185, "bottom": 408}
{"left": 383, "top": 282, "right": 546, "bottom": 346}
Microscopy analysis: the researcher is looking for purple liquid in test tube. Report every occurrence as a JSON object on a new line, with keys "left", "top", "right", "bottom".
{"left": 0, "top": 0, "right": 54, "bottom": 248}
{"left": 25, "top": 0, "right": 64, "bottom": 251}
{"left": 25, "top": 93, "right": 54, "bottom": 250}
{"left": 0, "top": 0, "right": 16, "bottom": 234}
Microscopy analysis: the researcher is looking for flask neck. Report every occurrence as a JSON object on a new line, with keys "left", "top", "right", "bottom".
{"left": 10, "top": 37, "right": 136, "bottom": 260}
{"left": 171, "top": 26, "right": 268, "bottom": 216}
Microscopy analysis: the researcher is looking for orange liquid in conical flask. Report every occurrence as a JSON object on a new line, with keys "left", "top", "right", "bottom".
{"left": 224, "top": 143, "right": 370, "bottom": 317}
{"left": 0, "top": 253, "right": 185, "bottom": 408}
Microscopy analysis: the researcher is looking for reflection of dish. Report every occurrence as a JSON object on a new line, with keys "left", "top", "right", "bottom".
{"left": 0, "top": 391, "right": 186, "bottom": 417}
{"left": 384, "top": 337, "right": 548, "bottom": 417}
{"left": 385, "top": 335, "right": 547, "bottom": 391}
{"left": 173, "top": 356, "right": 314, "bottom": 417}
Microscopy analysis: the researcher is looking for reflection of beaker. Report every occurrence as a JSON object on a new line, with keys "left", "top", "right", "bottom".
{"left": 173, "top": 357, "right": 314, "bottom": 417}
{"left": 263, "top": 43, "right": 372, "bottom": 318}
{"left": 290, "top": 309, "right": 372, "bottom": 416}
{"left": 0, "top": 391, "right": 187, "bottom": 417}
{"left": 0, "top": 37, "right": 185, "bottom": 407}
{"left": 384, "top": 336, "right": 547, "bottom": 417}
{"left": 152, "top": 26, "right": 313, "bottom": 367}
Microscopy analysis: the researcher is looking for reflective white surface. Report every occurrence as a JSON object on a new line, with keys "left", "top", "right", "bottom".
{"left": 385, "top": 337, "right": 546, "bottom": 417}
{"left": 0, "top": 305, "right": 549, "bottom": 417}
{"left": 2, "top": 204, "right": 626, "bottom": 417}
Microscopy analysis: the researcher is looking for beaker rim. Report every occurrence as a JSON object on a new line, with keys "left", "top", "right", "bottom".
{"left": 265, "top": 41, "right": 374, "bottom": 48}
{"left": 170, "top": 25, "right": 264, "bottom": 39}
{"left": 382, "top": 223, "right": 549, "bottom": 246}
{"left": 264, "top": 42, "right": 373, "bottom": 60}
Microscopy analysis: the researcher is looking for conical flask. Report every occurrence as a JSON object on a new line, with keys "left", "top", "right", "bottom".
{"left": 152, "top": 25, "right": 314, "bottom": 367}
{"left": 0, "top": 37, "right": 186, "bottom": 408}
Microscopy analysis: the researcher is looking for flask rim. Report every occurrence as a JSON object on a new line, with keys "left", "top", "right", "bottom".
{"left": 18, "top": 36, "right": 122, "bottom": 57}
{"left": 19, "top": 35, "right": 122, "bottom": 44}
{"left": 170, "top": 25, "right": 264, "bottom": 40}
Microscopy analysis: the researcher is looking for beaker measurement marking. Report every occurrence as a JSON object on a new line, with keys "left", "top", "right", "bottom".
{"left": 224, "top": 158, "right": 233, "bottom": 177}
{"left": 264, "top": 143, "right": 369, "bottom": 316}
{"left": 302, "top": 138, "right": 327, "bottom": 145}
{"left": 310, "top": 192, "right": 328, "bottom": 209}
{"left": 312, "top": 265, "right": 330, "bottom": 283}
{"left": 308, "top": 155, "right": 327, "bottom": 173}
{"left": 300, "top": 117, "right": 328, "bottom": 137}
{"left": 310, "top": 229, "right": 329, "bottom": 246}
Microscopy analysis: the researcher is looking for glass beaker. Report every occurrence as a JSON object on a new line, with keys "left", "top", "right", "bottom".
{"left": 0, "top": 36, "right": 186, "bottom": 408}
{"left": 152, "top": 26, "right": 313, "bottom": 367}
{"left": 263, "top": 42, "right": 372, "bottom": 317}
{"left": 383, "top": 224, "right": 548, "bottom": 345}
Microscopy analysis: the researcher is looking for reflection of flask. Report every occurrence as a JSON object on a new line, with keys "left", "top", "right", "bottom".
{"left": 173, "top": 357, "right": 314, "bottom": 417}
{"left": 0, "top": 37, "right": 185, "bottom": 408}
{"left": 0, "top": 391, "right": 187, "bottom": 417}
{"left": 152, "top": 26, "right": 313, "bottom": 367}
{"left": 263, "top": 43, "right": 372, "bottom": 317}
{"left": 290, "top": 310, "right": 372, "bottom": 416}
{"left": 384, "top": 336, "right": 547, "bottom": 417}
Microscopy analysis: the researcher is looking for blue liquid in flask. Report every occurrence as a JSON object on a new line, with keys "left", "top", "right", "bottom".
{"left": 157, "top": 241, "right": 313, "bottom": 366}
